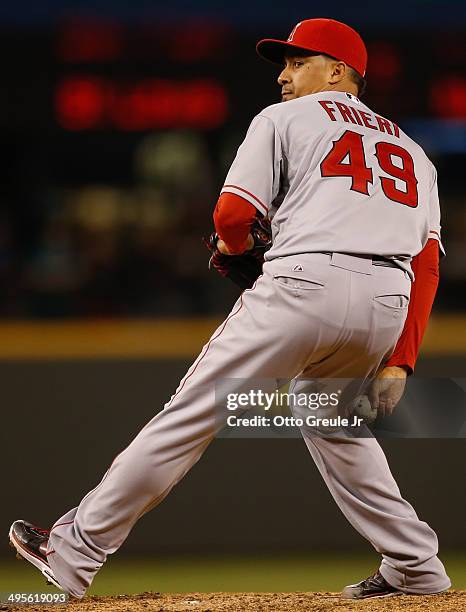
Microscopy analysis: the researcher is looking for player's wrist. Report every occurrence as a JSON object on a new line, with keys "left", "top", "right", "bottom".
{"left": 217, "top": 234, "right": 253, "bottom": 255}
{"left": 382, "top": 365, "right": 410, "bottom": 378}
{"left": 244, "top": 234, "right": 254, "bottom": 251}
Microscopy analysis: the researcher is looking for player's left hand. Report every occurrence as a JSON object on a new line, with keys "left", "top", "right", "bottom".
{"left": 368, "top": 366, "right": 408, "bottom": 418}
{"left": 203, "top": 216, "right": 272, "bottom": 289}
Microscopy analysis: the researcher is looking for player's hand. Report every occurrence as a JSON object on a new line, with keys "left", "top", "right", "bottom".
{"left": 217, "top": 234, "right": 254, "bottom": 255}
{"left": 368, "top": 366, "right": 408, "bottom": 418}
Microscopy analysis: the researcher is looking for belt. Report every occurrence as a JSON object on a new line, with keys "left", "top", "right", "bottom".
{"left": 371, "top": 255, "right": 399, "bottom": 268}
{"left": 323, "top": 252, "right": 399, "bottom": 269}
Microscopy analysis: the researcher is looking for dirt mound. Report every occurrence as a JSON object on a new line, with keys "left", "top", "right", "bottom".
{"left": 3, "top": 590, "right": 464, "bottom": 612}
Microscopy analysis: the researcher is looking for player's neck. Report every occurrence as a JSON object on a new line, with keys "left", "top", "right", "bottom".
{"left": 319, "top": 83, "right": 359, "bottom": 97}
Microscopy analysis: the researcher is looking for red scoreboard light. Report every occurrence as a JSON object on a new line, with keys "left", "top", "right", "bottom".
{"left": 366, "top": 41, "right": 401, "bottom": 91}
{"left": 164, "top": 20, "right": 232, "bottom": 62}
{"left": 55, "top": 77, "right": 107, "bottom": 130}
{"left": 57, "top": 19, "right": 124, "bottom": 63}
{"left": 431, "top": 75, "right": 466, "bottom": 119}
{"left": 55, "top": 76, "right": 229, "bottom": 130}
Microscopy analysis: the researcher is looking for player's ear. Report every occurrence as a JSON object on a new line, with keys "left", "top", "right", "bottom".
{"left": 328, "top": 60, "right": 347, "bottom": 85}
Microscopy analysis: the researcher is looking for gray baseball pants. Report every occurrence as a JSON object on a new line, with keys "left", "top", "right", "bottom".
{"left": 47, "top": 252, "right": 451, "bottom": 598}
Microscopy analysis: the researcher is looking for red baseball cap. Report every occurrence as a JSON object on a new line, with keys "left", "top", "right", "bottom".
{"left": 256, "top": 18, "right": 367, "bottom": 77}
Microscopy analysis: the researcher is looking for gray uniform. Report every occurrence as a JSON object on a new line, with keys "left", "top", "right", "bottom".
{"left": 47, "top": 91, "right": 450, "bottom": 598}
{"left": 221, "top": 91, "right": 443, "bottom": 269}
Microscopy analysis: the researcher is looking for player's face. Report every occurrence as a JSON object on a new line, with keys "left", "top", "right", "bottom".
{"left": 277, "top": 53, "right": 337, "bottom": 101}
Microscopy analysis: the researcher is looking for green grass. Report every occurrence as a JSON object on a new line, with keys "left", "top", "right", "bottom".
{"left": 0, "top": 552, "right": 464, "bottom": 596}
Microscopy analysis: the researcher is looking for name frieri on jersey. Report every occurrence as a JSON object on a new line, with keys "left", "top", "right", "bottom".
{"left": 319, "top": 100, "right": 400, "bottom": 138}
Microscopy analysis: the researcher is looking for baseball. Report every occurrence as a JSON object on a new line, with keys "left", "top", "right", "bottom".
{"left": 350, "top": 394, "right": 378, "bottom": 424}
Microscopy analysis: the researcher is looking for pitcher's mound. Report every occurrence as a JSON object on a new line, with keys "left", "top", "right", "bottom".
{"left": 4, "top": 590, "right": 464, "bottom": 611}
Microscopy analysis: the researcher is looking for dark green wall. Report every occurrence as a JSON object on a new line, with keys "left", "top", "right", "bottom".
{"left": 1, "top": 357, "right": 464, "bottom": 556}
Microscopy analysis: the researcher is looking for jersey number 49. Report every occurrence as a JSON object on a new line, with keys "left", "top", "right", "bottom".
{"left": 320, "top": 129, "right": 418, "bottom": 207}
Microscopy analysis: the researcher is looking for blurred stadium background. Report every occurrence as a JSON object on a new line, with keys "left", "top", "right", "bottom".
{"left": 0, "top": 0, "right": 465, "bottom": 596}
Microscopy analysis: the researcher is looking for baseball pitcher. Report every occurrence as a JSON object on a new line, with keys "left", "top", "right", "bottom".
{"left": 9, "top": 18, "right": 451, "bottom": 600}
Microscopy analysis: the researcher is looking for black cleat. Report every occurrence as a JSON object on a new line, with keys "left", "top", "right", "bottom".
{"left": 341, "top": 570, "right": 402, "bottom": 599}
{"left": 8, "top": 520, "right": 63, "bottom": 591}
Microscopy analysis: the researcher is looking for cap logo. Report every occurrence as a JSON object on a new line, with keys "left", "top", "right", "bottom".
{"left": 287, "top": 22, "right": 302, "bottom": 42}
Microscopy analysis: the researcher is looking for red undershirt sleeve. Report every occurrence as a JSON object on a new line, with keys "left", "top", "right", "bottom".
{"left": 213, "top": 192, "right": 258, "bottom": 254}
{"left": 386, "top": 239, "right": 440, "bottom": 374}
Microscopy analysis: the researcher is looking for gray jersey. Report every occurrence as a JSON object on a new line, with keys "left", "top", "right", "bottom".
{"left": 221, "top": 91, "right": 443, "bottom": 270}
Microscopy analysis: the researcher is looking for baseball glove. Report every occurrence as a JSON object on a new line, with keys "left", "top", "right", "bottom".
{"left": 203, "top": 216, "right": 272, "bottom": 290}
